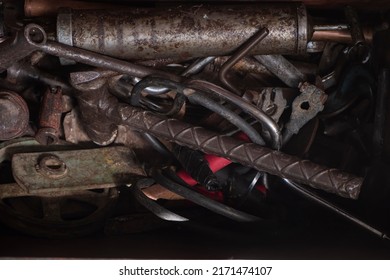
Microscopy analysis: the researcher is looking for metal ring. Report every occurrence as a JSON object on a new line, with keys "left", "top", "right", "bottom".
{"left": 24, "top": 23, "right": 48, "bottom": 46}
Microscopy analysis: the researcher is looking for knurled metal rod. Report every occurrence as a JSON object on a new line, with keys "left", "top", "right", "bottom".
{"left": 110, "top": 104, "right": 363, "bottom": 200}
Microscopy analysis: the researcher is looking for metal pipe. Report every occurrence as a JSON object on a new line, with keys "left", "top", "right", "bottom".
{"left": 56, "top": 3, "right": 309, "bottom": 61}
{"left": 312, "top": 28, "right": 373, "bottom": 43}
{"left": 312, "top": 24, "right": 349, "bottom": 31}
{"left": 254, "top": 55, "right": 306, "bottom": 88}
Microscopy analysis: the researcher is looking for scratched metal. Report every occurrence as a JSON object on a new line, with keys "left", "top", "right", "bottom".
{"left": 12, "top": 146, "right": 146, "bottom": 194}
{"left": 56, "top": 3, "right": 308, "bottom": 60}
{"left": 35, "top": 87, "right": 64, "bottom": 145}
{"left": 70, "top": 71, "right": 119, "bottom": 146}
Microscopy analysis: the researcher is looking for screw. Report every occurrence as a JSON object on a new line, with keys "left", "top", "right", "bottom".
{"left": 36, "top": 154, "right": 68, "bottom": 179}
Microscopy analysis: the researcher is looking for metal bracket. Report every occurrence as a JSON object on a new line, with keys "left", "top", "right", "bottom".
{"left": 283, "top": 82, "right": 327, "bottom": 143}
{"left": 12, "top": 146, "right": 145, "bottom": 195}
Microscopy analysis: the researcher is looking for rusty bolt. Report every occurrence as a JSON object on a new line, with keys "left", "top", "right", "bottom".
{"left": 36, "top": 154, "right": 68, "bottom": 179}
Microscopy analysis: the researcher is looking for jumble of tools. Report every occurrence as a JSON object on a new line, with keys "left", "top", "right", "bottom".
{"left": 0, "top": 0, "right": 389, "bottom": 239}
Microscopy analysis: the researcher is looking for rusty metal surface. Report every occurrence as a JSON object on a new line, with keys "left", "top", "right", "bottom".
{"left": 0, "top": 90, "right": 30, "bottom": 140}
{"left": 63, "top": 109, "right": 91, "bottom": 144}
{"left": 35, "top": 87, "right": 64, "bottom": 145}
{"left": 62, "top": 109, "right": 154, "bottom": 157}
{"left": 23, "top": 24, "right": 180, "bottom": 81}
{"left": 0, "top": 138, "right": 122, "bottom": 238}
{"left": 70, "top": 71, "right": 119, "bottom": 146}
{"left": 12, "top": 146, "right": 145, "bottom": 195}
{"left": 213, "top": 56, "right": 271, "bottom": 76}
{"left": 56, "top": 3, "right": 308, "bottom": 61}
{"left": 255, "top": 54, "right": 307, "bottom": 88}
{"left": 283, "top": 82, "right": 327, "bottom": 143}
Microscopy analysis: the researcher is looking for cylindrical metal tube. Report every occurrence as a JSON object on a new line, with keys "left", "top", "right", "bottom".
{"left": 35, "top": 87, "right": 63, "bottom": 145}
{"left": 255, "top": 55, "right": 307, "bottom": 88}
{"left": 311, "top": 26, "right": 373, "bottom": 44}
{"left": 108, "top": 103, "right": 363, "bottom": 200}
{"left": 56, "top": 3, "right": 309, "bottom": 61}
